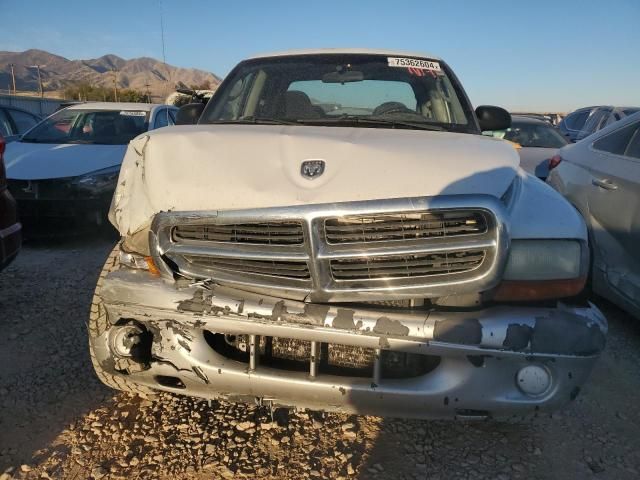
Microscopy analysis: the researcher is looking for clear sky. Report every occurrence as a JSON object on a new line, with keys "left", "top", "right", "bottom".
{"left": 1, "top": 0, "right": 639, "bottom": 112}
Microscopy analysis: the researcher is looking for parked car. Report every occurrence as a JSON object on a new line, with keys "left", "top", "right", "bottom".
{"left": 575, "top": 106, "right": 640, "bottom": 142}
{"left": 484, "top": 115, "right": 568, "bottom": 179}
{"left": 0, "top": 134, "right": 21, "bottom": 271}
{"left": 4, "top": 102, "right": 178, "bottom": 233}
{"left": 0, "top": 106, "right": 41, "bottom": 143}
{"left": 89, "top": 49, "right": 606, "bottom": 420}
{"left": 558, "top": 106, "right": 598, "bottom": 143}
{"left": 547, "top": 111, "right": 640, "bottom": 319}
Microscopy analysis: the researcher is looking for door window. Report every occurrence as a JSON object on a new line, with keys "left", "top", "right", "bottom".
{"left": 593, "top": 121, "right": 640, "bottom": 157}
{"left": 154, "top": 109, "right": 169, "bottom": 129}
{"left": 624, "top": 127, "right": 640, "bottom": 159}
{"left": 7, "top": 108, "right": 39, "bottom": 133}
{"left": 0, "top": 109, "right": 12, "bottom": 136}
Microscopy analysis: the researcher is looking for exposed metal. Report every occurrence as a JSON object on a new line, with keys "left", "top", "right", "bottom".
{"left": 151, "top": 195, "right": 509, "bottom": 302}
{"left": 93, "top": 268, "right": 607, "bottom": 419}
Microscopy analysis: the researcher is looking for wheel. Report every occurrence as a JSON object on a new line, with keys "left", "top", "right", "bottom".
{"left": 88, "top": 244, "right": 155, "bottom": 395}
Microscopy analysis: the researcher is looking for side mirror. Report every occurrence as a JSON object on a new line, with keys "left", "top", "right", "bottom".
{"left": 176, "top": 103, "right": 205, "bottom": 125}
{"left": 475, "top": 105, "right": 511, "bottom": 131}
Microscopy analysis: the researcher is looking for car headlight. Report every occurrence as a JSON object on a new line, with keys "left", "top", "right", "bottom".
{"left": 73, "top": 165, "right": 121, "bottom": 194}
{"left": 494, "top": 239, "right": 588, "bottom": 301}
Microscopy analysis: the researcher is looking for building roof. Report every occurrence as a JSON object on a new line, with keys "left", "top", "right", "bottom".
{"left": 248, "top": 48, "right": 441, "bottom": 61}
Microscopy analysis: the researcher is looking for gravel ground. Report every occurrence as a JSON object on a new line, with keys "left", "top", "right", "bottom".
{"left": 1, "top": 236, "right": 640, "bottom": 480}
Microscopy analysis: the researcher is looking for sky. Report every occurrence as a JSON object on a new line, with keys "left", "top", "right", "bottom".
{"left": 1, "top": 0, "right": 639, "bottom": 112}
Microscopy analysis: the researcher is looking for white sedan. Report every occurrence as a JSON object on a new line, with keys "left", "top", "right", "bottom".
{"left": 4, "top": 102, "right": 177, "bottom": 233}
{"left": 547, "top": 111, "right": 640, "bottom": 318}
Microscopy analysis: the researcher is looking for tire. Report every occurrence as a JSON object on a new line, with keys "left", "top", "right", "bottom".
{"left": 88, "top": 244, "right": 155, "bottom": 396}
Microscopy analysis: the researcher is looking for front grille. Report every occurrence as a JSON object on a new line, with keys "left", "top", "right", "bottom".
{"left": 155, "top": 198, "right": 504, "bottom": 301}
{"left": 183, "top": 255, "right": 310, "bottom": 279}
{"left": 330, "top": 250, "right": 485, "bottom": 281}
{"left": 324, "top": 210, "right": 487, "bottom": 244}
{"left": 205, "top": 332, "right": 438, "bottom": 379}
{"left": 173, "top": 221, "right": 304, "bottom": 245}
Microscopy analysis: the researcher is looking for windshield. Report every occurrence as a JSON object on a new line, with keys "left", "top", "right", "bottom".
{"left": 487, "top": 121, "right": 568, "bottom": 148}
{"left": 22, "top": 108, "right": 148, "bottom": 145}
{"left": 201, "top": 54, "right": 476, "bottom": 132}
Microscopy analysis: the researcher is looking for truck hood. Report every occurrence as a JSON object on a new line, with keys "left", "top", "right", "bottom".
{"left": 4, "top": 141, "right": 126, "bottom": 180}
{"left": 111, "top": 125, "right": 519, "bottom": 236}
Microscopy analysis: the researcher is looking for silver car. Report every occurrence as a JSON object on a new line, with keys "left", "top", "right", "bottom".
{"left": 485, "top": 115, "right": 568, "bottom": 179}
{"left": 547, "top": 111, "right": 640, "bottom": 318}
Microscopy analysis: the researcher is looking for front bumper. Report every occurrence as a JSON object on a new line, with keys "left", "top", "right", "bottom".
{"left": 8, "top": 179, "right": 113, "bottom": 234}
{"left": 93, "top": 268, "right": 607, "bottom": 419}
{"left": 0, "top": 188, "right": 21, "bottom": 271}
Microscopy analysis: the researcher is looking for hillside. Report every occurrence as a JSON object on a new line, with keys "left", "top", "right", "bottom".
{"left": 0, "top": 49, "right": 221, "bottom": 99}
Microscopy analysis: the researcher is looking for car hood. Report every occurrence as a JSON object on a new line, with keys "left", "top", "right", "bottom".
{"left": 111, "top": 124, "right": 519, "bottom": 236}
{"left": 4, "top": 142, "right": 127, "bottom": 180}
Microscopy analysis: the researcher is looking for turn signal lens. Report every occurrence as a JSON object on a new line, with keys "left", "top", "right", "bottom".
{"left": 493, "top": 277, "right": 587, "bottom": 302}
{"left": 145, "top": 256, "right": 161, "bottom": 276}
{"left": 548, "top": 154, "right": 562, "bottom": 171}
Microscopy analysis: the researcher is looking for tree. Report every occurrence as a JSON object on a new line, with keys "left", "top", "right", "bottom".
{"left": 63, "top": 82, "right": 147, "bottom": 102}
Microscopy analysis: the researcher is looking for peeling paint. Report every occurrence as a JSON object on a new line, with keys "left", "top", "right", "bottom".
{"left": 503, "top": 324, "right": 533, "bottom": 351}
{"left": 433, "top": 318, "right": 482, "bottom": 345}
{"left": 373, "top": 316, "right": 410, "bottom": 336}
{"left": 332, "top": 309, "right": 356, "bottom": 330}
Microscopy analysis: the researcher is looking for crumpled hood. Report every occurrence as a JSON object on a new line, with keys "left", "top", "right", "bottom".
{"left": 111, "top": 124, "right": 519, "bottom": 236}
{"left": 5, "top": 141, "right": 127, "bottom": 180}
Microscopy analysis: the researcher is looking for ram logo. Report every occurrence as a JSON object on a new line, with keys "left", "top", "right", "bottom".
{"left": 300, "top": 160, "right": 325, "bottom": 180}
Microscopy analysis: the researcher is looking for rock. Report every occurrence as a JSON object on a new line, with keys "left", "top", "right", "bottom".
{"left": 20, "top": 465, "right": 31, "bottom": 472}
{"left": 90, "top": 466, "right": 107, "bottom": 479}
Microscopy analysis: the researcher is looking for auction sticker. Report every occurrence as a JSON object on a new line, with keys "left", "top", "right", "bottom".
{"left": 387, "top": 57, "right": 441, "bottom": 71}
{"left": 120, "top": 111, "right": 146, "bottom": 116}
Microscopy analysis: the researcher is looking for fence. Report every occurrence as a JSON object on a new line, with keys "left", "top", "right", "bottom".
{"left": 0, "top": 94, "right": 65, "bottom": 117}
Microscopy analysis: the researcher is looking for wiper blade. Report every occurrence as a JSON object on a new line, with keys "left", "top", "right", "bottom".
{"left": 210, "top": 117, "right": 298, "bottom": 126}
{"left": 296, "top": 115, "right": 446, "bottom": 131}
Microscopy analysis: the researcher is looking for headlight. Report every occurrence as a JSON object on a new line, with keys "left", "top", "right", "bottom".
{"left": 503, "top": 240, "right": 583, "bottom": 280}
{"left": 494, "top": 239, "right": 587, "bottom": 301}
{"left": 119, "top": 250, "right": 161, "bottom": 276}
{"left": 73, "top": 165, "right": 121, "bottom": 194}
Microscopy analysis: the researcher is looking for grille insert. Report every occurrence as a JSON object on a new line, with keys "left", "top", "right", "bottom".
{"left": 324, "top": 211, "right": 487, "bottom": 244}
{"left": 173, "top": 221, "right": 304, "bottom": 245}
{"left": 183, "top": 255, "right": 310, "bottom": 280}
{"left": 330, "top": 250, "right": 485, "bottom": 281}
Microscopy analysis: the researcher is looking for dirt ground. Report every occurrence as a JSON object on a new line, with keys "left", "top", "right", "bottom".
{"left": 1, "top": 236, "right": 639, "bottom": 480}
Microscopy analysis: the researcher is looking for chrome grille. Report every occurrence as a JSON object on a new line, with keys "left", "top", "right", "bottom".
{"left": 324, "top": 211, "right": 487, "bottom": 244}
{"left": 152, "top": 196, "right": 507, "bottom": 302}
{"left": 330, "top": 250, "right": 485, "bottom": 281}
{"left": 173, "top": 221, "right": 304, "bottom": 245}
{"left": 182, "top": 255, "right": 310, "bottom": 280}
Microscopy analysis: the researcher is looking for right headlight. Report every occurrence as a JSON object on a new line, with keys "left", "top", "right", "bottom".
{"left": 494, "top": 239, "right": 587, "bottom": 301}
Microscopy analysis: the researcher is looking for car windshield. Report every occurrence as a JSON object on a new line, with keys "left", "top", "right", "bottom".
{"left": 487, "top": 121, "right": 568, "bottom": 148}
{"left": 21, "top": 108, "right": 148, "bottom": 145}
{"left": 201, "top": 54, "right": 476, "bottom": 132}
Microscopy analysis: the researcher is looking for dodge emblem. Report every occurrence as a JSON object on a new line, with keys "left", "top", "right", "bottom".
{"left": 301, "top": 160, "right": 325, "bottom": 179}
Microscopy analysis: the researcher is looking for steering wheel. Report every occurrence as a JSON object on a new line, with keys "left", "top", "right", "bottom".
{"left": 372, "top": 101, "right": 416, "bottom": 116}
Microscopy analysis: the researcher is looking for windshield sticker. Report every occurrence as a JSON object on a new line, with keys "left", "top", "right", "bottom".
{"left": 387, "top": 57, "right": 441, "bottom": 71}
{"left": 120, "top": 111, "right": 146, "bottom": 116}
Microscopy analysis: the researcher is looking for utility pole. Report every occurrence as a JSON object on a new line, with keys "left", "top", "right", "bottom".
{"left": 29, "top": 65, "right": 44, "bottom": 97}
{"left": 112, "top": 69, "right": 119, "bottom": 102}
{"left": 9, "top": 63, "right": 16, "bottom": 94}
{"left": 144, "top": 83, "right": 151, "bottom": 103}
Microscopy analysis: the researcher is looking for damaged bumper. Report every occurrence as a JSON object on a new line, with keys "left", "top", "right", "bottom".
{"left": 93, "top": 269, "right": 607, "bottom": 419}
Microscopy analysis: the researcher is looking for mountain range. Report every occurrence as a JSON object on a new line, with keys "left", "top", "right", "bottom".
{"left": 0, "top": 49, "right": 221, "bottom": 99}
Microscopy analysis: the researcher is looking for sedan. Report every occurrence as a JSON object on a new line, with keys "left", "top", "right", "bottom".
{"left": 547, "top": 111, "right": 640, "bottom": 318}
{"left": 485, "top": 115, "right": 568, "bottom": 179}
{"left": 4, "top": 102, "right": 177, "bottom": 234}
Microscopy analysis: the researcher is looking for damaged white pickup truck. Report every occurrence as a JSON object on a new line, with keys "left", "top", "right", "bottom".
{"left": 89, "top": 49, "right": 606, "bottom": 419}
